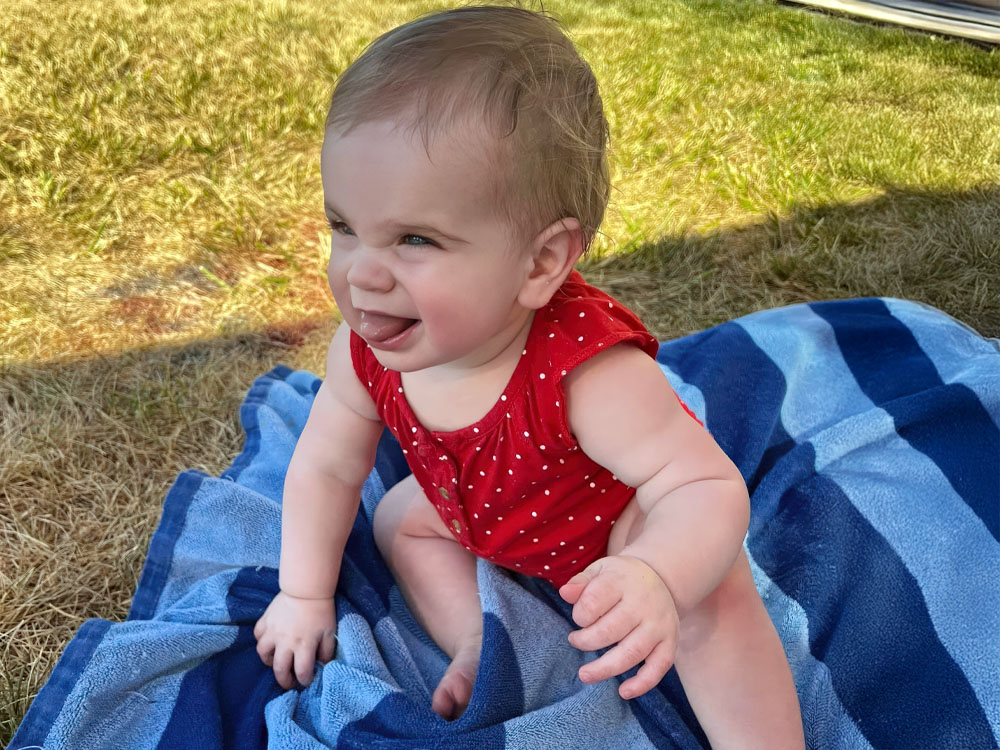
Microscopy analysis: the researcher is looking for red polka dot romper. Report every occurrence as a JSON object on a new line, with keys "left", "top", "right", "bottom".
{"left": 351, "top": 270, "right": 700, "bottom": 587}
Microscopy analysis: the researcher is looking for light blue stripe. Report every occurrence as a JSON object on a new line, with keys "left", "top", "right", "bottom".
{"left": 746, "top": 548, "right": 872, "bottom": 750}
{"left": 656, "top": 360, "right": 707, "bottom": 424}
{"left": 45, "top": 622, "right": 237, "bottom": 750}
{"left": 739, "top": 303, "right": 1000, "bottom": 735}
{"left": 883, "top": 298, "right": 1000, "bottom": 429}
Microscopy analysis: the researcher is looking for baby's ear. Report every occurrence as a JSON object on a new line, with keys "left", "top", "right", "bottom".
{"left": 518, "top": 217, "right": 585, "bottom": 309}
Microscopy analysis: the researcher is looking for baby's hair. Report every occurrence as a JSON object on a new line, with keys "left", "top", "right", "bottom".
{"left": 325, "top": 3, "right": 610, "bottom": 252}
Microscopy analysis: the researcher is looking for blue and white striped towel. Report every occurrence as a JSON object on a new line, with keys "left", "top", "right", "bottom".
{"left": 11, "top": 297, "right": 1000, "bottom": 749}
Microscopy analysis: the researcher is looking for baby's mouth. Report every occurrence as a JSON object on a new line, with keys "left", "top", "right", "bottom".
{"left": 358, "top": 310, "right": 418, "bottom": 344}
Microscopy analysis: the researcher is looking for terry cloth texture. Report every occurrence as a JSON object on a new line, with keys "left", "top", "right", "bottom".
{"left": 11, "top": 297, "right": 1000, "bottom": 750}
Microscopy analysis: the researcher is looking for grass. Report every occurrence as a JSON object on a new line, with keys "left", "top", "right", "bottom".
{"left": 1, "top": 0, "right": 998, "bottom": 742}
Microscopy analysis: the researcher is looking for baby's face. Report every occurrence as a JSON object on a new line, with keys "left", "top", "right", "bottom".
{"left": 321, "top": 118, "right": 536, "bottom": 373}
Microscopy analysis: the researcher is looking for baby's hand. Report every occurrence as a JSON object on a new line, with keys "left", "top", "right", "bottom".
{"left": 558, "top": 554, "right": 679, "bottom": 700}
{"left": 254, "top": 590, "right": 337, "bottom": 690}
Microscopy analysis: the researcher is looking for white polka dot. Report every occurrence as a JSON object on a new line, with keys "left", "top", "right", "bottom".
{"left": 522, "top": 349, "right": 527, "bottom": 355}
{"left": 554, "top": 401, "right": 559, "bottom": 407}
{"left": 484, "top": 503, "right": 490, "bottom": 508}
{"left": 540, "top": 445, "right": 546, "bottom": 451}
{"left": 542, "top": 465, "right": 548, "bottom": 470}
{"left": 539, "top": 373, "right": 546, "bottom": 380}
{"left": 533, "top": 538, "right": 539, "bottom": 543}
{"left": 496, "top": 487, "right": 501, "bottom": 493}
{"left": 479, "top": 471, "right": 486, "bottom": 476}
{"left": 468, "top": 485, "right": 473, "bottom": 489}
{"left": 579, "top": 312, "right": 585, "bottom": 317}
{"left": 520, "top": 530, "right": 525, "bottom": 534}
{"left": 551, "top": 551, "right": 557, "bottom": 556}
{"left": 508, "top": 469, "right": 513, "bottom": 475}
{"left": 473, "top": 427, "right": 479, "bottom": 433}
{"left": 523, "top": 431, "right": 530, "bottom": 437}
{"left": 501, "top": 394, "right": 507, "bottom": 401}
{"left": 589, "top": 482, "right": 596, "bottom": 488}
{"left": 486, "top": 530, "right": 491, "bottom": 535}
{"left": 544, "top": 565, "right": 550, "bottom": 570}
{"left": 579, "top": 545, "right": 585, "bottom": 550}
{"left": 402, "top": 449, "right": 408, "bottom": 454}
{"left": 544, "top": 490, "right": 550, "bottom": 495}
{"left": 515, "top": 454, "right": 521, "bottom": 459}
{"left": 595, "top": 515, "right": 602, "bottom": 521}
{"left": 368, "top": 381, "right": 373, "bottom": 387}
{"left": 531, "top": 511, "right": 538, "bottom": 517}
{"left": 548, "top": 333, "right": 555, "bottom": 338}
{"left": 572, "top": 560, "right": 577, "bottom": 565}
{"left": 493, "top": 455, "right": 497, "bottom": 461}
{"left": 473, "top": 513, "right": 479, "bottom": 518}
{"left": 476, "top": 446, "right": 482, "bottom": 451}
{"left": 578, "top": 336, "right": 584, "bottom": 342}
{"left": 498, "top": 516, "right": 503, "bottom": 521}
{"left": 398, "top": 387, "right": 403, "bottom": 393}
{"left": 411, "top": 426, "right": 417, "bottom": 433}
{"left": 516, "top": 563, "right": 522, "bottom": 567}
{"left": 568, "top": 515, "right": 574, "bottom": 521}
{"left": 560, "top": 541, "right": 566, "bottom": 546}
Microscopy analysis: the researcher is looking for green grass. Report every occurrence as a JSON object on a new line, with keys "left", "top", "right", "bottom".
{"left": 1, "top": 0, "right": 999, "bottom": 742}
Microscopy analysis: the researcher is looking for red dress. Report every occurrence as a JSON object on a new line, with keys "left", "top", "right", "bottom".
{"left": 351, "top": 270, "right": 697, "bottom": 587}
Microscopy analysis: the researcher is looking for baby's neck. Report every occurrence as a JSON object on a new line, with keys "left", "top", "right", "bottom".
{"left": 399, "top": 310, "right": 534, "bottom": 433}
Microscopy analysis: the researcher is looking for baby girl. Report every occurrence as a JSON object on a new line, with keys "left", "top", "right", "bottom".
{"left": 254, "top": 5, "right": 803, "bottom": 747}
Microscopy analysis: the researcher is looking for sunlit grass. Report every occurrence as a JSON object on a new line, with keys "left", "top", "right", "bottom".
{"left": 2, "top": 0, "right": 999, "bottom": 742}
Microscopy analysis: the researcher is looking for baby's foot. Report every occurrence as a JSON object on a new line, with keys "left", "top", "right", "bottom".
{"left": 431, "top": 636, "right": 482, "bottom": 721}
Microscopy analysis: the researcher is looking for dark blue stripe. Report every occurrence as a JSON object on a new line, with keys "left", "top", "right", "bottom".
{"left": 749, "top": 449, "right": 996, "bottom": 748}
{"left": 811, "top": 298, "right": 1000, "bottom": 539}
{"left": 336, "top": 613, "right": 513, "bottom": 749}
{"left": 128, "top": 470, "right": 206, "bottom": 621}
{"left": 657, "top": 322, "right": 792, "bottom": 487}
{"left": 8, "top": 618, "right": 112, "bottom": 750}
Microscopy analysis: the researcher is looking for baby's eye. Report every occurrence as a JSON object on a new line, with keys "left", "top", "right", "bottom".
{"left": 328, "top": 219, "right": 354, "bottom": 236}
{"left": 401, "top": 234, "right": 436, "bottom": 247}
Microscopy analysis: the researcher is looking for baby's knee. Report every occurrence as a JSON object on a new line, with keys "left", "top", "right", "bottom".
{"left": 372, "top": 474, "right": 446, "bottom": 555}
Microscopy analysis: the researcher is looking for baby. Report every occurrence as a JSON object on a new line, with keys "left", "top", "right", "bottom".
{"left": 254, "top": 5, "right": 804, "bottom": 747}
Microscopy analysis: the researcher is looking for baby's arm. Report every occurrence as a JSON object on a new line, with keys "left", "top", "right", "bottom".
{"left": 560, "top": 343, "right": 750, "bottom": 691}
{"left": 254, "top": 323, "right": 384, "bottom": 689}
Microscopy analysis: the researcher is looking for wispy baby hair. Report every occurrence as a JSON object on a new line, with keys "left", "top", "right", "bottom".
{"left": 325, "top": 3, "right": 610, "bottom": 252}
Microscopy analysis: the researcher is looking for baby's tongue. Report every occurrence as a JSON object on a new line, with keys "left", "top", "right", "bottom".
{"left": 359, "top": 311, "right": 413, "bottom": 343}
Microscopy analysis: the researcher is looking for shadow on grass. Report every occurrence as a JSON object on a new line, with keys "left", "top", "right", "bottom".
{"left": 584, "top": 183, "right": 1000, "bottom": 341}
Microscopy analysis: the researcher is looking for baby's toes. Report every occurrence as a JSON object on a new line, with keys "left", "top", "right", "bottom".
{"left": 431, "top": 650, "right": 479, "bottom": 721}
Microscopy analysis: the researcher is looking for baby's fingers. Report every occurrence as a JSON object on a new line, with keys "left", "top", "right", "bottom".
{"left": 618, "top": 640, "right": 676, "bottom": 699}
{"left": 294, "top": 642, "right": 319, "bottom": 687}
{"left": 578, "top": 626, "right": 657, "bottom": 685}
{"left": 272, "top": 647, "right": 297, "bottom": 690}
{"left": 568, "top": 602, "right": 636, "bottom": 652}
{"left": 566, "top": 572, "right": 623, "bottom": 629}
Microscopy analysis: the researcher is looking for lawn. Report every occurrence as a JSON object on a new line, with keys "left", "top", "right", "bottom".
{"left": 1, "top": 0, "right": 998, "bottom": 741}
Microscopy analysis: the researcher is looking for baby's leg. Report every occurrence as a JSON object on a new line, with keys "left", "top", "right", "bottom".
{"left": 608, "top": 504, "right": 803, "bottom": 748}
{"left": 673, "top": 551, "right": 804, "bottom": 749}
{"left": 372, "top": 474, "right": 483, "bottom": 720}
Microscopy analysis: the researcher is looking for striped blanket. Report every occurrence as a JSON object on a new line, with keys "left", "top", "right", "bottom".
{"left": 11, "top": 297, "right": 999, "bottom": 749}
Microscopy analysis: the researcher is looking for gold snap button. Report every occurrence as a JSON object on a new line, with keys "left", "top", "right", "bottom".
{"left": 450, "top": 519, "right": 462, "bottom": 534}
{"left": 438, "top": 487, "right": 450, "bottom": 501}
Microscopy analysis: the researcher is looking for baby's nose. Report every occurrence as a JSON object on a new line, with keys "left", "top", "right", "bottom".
{"left": 346, "top": 249, "right": 394, "bottom": 293}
